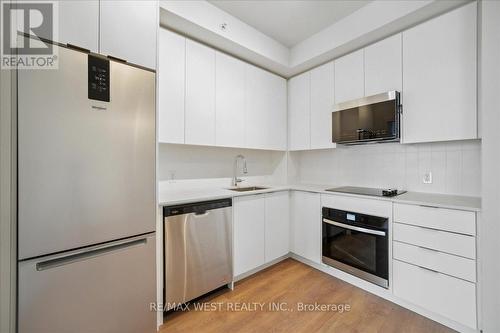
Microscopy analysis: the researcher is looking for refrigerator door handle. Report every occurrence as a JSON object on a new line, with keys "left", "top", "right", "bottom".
{"left": 35, "top": 236, "right": 148, "bottom": 271}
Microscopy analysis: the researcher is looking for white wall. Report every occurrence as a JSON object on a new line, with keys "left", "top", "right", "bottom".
{"left": 479, "top": 0, "right": 500, "bottom": 331}
{"left": 290, "top": 140, "right": 481, "bottom": 197}
{"left": 160, "top": 0, "right": 289, "bottom": 69}
{"left": 158, "top": 143, "right": 287, "bottom": 183}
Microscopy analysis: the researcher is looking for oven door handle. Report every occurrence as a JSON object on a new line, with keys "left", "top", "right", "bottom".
{"left": 322, "top": 218, "right": 386, "bottom": 236}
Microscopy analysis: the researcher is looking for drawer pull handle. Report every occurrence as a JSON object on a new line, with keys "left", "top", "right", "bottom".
{"left": 417, "top": 265, "right": 440, "bottom": 274}
{"left": 418, "top": 204, "right": 440, "bottom": 209}
{"left": 417, "top": 245, "right": 439, "bottom": 253}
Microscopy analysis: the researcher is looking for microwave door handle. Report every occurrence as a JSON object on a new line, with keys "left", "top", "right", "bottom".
{"left": 322, "top": 218, "right": 386, "bottom": 237}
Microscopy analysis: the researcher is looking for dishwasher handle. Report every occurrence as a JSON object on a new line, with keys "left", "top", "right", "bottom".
{"left": 193, "top": 211, "right": 210, "bottom": 217}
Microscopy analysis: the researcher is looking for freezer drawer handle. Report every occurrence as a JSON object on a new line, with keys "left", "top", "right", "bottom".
{"left": 35, "top": 237, "right": 147, "bottom": 271}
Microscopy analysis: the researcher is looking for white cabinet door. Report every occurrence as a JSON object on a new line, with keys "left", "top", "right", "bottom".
{"left": 245, "top": 65, "right": 268, "bottom": 149}
{"left": 310, "top": 62, "right": 336, "bottom": 149}
{"left": 290, "top": 191, "right": 321, "bottom": 263}
{"left": 364, "top": 34, "right": 402, "bottom": 96}
{"left": 393, "top": 259, "right": 477, "bottom": 329}
{"left": 334, "top": 49, "right": 364, "bottom": 103}
{"left": 288, "top": 72, "right": 311, "bottom": 151}
{"left": 31, "top": 0, "right": 98, "bottom": 52}
{"left": 185, "top": 40, "right": 216, "bottom": 146}
{"left": 57, "top": 0, "right": 99, "bottom": 52}
{"left": 100, "top": 0, "right": 158, "bottom": 69}
{"left": 245, "top": 65, "right": 287, "bottom": 150}
{"left": 215, "top": 52, "right": 245, "bottom": 148}
{"left": 402, "top": 2, "right": 477, "bottom": 143}
{"left": 158, "top": 29, "right": 185, "bottom": 144}
{"left": 233, "top": 195, "right": 266, "bottom": 276}
{"left": 266, "top": 75, "right": 287, "bottom": 150}
{"left": 265, "top": 192, "right": 289, "bottom": 263}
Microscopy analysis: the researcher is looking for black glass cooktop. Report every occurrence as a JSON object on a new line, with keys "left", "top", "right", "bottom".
{"left": 325, "top": 186, "right": 406, "bottom": 197}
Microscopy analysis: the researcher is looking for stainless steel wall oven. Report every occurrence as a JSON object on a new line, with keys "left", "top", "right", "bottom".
{"left": 322, "top": 207, "right": 389, "bottom": 288}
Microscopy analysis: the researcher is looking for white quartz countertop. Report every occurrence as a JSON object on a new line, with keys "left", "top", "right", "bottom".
{"left": 158, "top": 182, "right": 481, "bottom": 212}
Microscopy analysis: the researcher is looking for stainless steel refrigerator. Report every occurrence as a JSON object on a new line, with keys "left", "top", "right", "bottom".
{"left": 17, "top": 38, "right": 157, "bottom": 333}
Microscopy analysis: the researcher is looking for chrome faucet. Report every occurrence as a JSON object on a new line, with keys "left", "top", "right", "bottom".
{"left": 232, "top": 154, "right": 248, "bottom": 187}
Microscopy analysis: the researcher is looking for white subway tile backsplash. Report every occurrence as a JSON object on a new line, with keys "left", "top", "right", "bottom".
{"left": 445, "top": 150, "right": 462, "bottom": 194}
{"left": 462, "top": 148, "right": 481, "bottom": 196}
{"left": 296, "top": 140, "right": 481, "bottom": 196}
{"left": 158, "top": 140, "right": 481, "bottom": 197}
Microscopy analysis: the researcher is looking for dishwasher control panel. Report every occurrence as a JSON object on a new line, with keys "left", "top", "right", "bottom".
{"left": 163, "top": 198, "right": 232, "bottom": 217}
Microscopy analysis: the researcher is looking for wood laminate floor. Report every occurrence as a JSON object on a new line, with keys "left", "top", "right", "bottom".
{"left": 159, "top": 259, "right": 455, "bottom": 333}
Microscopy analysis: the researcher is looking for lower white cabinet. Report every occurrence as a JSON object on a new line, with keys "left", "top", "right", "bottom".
{"left": 393, "top": 222, "right": 476, "bottom": 259}
{"left": 265, "top": 191, "right": 290, "bottom": 263}
{"left": 392, "top": 202, "right": 478, "bottom": 329}
{"left": 233, "top": 192, "right": 290, "bottom": 277}
{"left": 393, "top": 241, "right": 476, "bottom": 283}
{"left": 233, "top": 195, "right": 266, "bottom": 277}
{"left": 393, "top": 259, "right": 476, "bottom": 329}
{"left": 290, "top": 191, "right": 321, "bottom": 263}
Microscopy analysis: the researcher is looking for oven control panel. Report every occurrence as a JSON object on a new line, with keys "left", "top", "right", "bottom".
{"left": 322, "top": 207, "right": 388, "bottom": 230}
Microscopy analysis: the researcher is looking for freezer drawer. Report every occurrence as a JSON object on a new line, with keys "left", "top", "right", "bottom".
{"left": 18, "top": 234, "right": 156, "bottom": 333}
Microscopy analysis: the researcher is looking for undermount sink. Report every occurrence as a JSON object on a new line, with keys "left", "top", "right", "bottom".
{"left": 228, "top": 186, "right": 269, "bottom": 192}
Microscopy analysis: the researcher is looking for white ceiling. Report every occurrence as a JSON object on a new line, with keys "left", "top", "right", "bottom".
{"left": 208, "top": 0, "right": 371, "bottom": 47}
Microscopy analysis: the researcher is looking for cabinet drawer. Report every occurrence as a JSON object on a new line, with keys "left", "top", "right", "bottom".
{"left": 394, "top": 203, "right": 475, "bottom": 235}
{"left": 393, "top": 241, "right": 476, "bottom": 282}
{"left": 393, "top": 223, "right": 475, "bottom": 259}
{"left": 393, "top": 259, "right": 476, "bottom": 329}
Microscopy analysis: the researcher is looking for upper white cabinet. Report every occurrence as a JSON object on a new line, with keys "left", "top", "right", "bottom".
{"left": 288, "top": 61, "right": 336, "bottom": 151}
{"left": 158, "top": 29, "right": 185, "bottom": 144}
{"left": 310, "top": 62, "right": 336, "bottom": 149}
{"left": 402, "top": 2, "right": 477, "bottom": 144}
{"left": 334, "top": 49, "right": 364, "bottom": 104}
{"left": 288, "top": 72, "right": 311, "bottom": 151}
{"left": 100, "top": 0, "right": 158, "bottom": 69}
{"left": 233, "top": 195, "right": 266, "bottom": 277}
{"left": 265, "top": 191, "right": 290, "bottom": 263}
{"left": 290, "top": 191, "right": 321, "bottom": 264}
{"left": 216, "top": 52, "right": 246, "bottom": 148}
{"left": 266, "top": 74, "right": 287, "bottom": 150}
{"left": 364, "top": 34, "right": 402, "bottom": 96}
{"left": 37, "top": 0, "right": 158, "bottom": 64}
{"left": 158, "top": 34, "right": 286, "bottom": 150}
{"left": 246, "top": 65, "right": 287, "bottom": 150}
{"left": 56, "top": 0, "right": 99, "bottom": 52}
{"left": 185, "top": 40, "right": 216, "bottom": 146}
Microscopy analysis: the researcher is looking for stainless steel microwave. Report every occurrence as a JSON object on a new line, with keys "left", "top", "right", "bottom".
{"left": 332, "top": 91, "right": 401, "bottom": 145}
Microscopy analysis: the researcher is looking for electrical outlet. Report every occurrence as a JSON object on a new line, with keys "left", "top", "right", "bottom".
{"left": 423, "top": 171, "right": 433, "bottom": 184}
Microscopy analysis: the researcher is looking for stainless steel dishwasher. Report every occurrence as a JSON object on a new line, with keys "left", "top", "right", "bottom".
{"left": 164, "top": 198, "right": 232, "bottom": 310}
